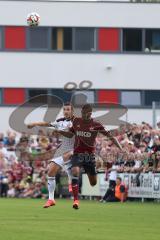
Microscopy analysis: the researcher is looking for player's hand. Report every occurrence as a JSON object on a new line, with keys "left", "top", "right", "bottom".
{"left": 27, "top": 123, "right": 35, "bottom": 129}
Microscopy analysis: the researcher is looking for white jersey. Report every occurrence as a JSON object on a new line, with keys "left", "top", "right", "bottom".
{"left": 50, "top": 118, "right": 74, "bottom": 158}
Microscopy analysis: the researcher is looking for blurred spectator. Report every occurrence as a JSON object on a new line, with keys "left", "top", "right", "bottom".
{"left": 0, "top": 141, "right": 8, "bottom": 158}
{"left": 4, "top": 132, "right": 16, "bottom": 150}
{"left": 41, "top": 182, "right": 48, "bottom": 199}
{"left": 0, "top": 173, "right": 9, "bottom": 197}
{"left": 7, "top": 183, "right": 16, "bottom": 198}
{"left": 1, "top": 123, "right": 160, "bottom": 199}
{"left": 100, "top": 161, "right": 118, "bottom": 202}
{"left": 100, "top": 177, "right": 127, "bottom": 203}
{"left": 0, "top": 133, "right": 4, "bottom": 142}
{"left": 32, "top": 183, "right": 42, "bottom": 198}
{"left": 157, "top": 121, "right": 160, "bottom": 129}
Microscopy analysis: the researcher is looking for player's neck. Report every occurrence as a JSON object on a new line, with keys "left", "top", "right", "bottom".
{"left": 65, "top": 115, "right": 74, "bottom": 121}
{"left": 82, "top": 118, "right": 92, "bottom": 123}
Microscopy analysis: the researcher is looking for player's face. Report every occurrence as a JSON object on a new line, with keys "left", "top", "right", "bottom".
{"left": 81, "top": 109, "right": 92, "bottom": 121}
{"left": 63, "top": 105, "right": 73, "bottom": 119}
{"left": 116, "top": 178, "right": 121, "bottom": 185}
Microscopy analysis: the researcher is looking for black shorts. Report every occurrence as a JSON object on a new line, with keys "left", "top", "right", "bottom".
{"left": 71, "top": 153, "right": 96, "bottom": 176}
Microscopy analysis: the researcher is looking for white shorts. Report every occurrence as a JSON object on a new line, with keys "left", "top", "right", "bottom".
{"left": 51, "top": 156, "right": 64, "bottom": 168}
{"left": 50, "top": 154, "right": 73, "bottom": 168}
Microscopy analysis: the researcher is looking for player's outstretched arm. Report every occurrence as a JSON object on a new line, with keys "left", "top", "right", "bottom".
{"left": 101, "top": 130, "right": 123, "bottom": 151}
{"left": 27, "top": 122, "right": 50, "bottom": 129}
{"left": 54, "top": 130, "right": 74, "bottom": 138}
{"left": 112, "top": 136, "right": 123, "bottom": 151}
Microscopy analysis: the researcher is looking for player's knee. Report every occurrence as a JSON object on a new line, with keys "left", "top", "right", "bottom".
{"left": 90, "top": 178, "right": 97, "bottom": 186}
{"left": 48, "top": 169, "right": 54, "bottom": 177}
{"left": 71, "top": 168, "right": 79, "bottom": 177}
{"left": 63, "top": 151, "right": 72, "bottom": 161}
{"left": 48, "top": 163, "right": 57, "bottom": 177}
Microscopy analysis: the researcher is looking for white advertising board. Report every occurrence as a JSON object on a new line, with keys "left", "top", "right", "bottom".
{"left": 82, "top": 173, "right": 160, "bottom": 198}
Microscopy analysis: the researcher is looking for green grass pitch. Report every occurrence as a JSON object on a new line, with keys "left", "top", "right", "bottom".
{"left": 0, "top": 198, "right": 160, "bottom": 240}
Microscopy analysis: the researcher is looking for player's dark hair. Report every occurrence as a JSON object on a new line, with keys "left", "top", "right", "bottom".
{"left": 64, "top": 102, "right": 73, "bottom": 110}
{"left": 82, "top": 104, "right": 92, "bottom": 112}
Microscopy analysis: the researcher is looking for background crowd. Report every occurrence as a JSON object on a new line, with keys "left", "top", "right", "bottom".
{"left": 1, "top": 121, "right": 160, "bottom": 198}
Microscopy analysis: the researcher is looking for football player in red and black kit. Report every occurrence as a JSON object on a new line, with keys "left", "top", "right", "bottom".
{"left": 57, "top": 104, "right": 123, "bottom": 209}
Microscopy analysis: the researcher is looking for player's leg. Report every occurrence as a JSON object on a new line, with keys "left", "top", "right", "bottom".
{"left": 71, "top": 154, "right": 81, "bottom": 209}
{"left": 43, "top": 157, "right": 62, "bottom": 208}
{"left": 84, "top": 154, "right": 97, "bottom": 187}
{"left": 71, "top": 166, "right": 80, "bottom": 209}
{"left": 47, "top": 162, "right": 60, "bottom": 200}
{"left": 63, "top": 151, "right": 73, "bottom": 192}
{"left": 63, "top": 161, "right": 72, "bottom": 192}
{"left": 87, "top": 173, "right": 97, "bottom": 186}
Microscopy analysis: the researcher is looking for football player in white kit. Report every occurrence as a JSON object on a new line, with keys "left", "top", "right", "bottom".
{"left": 27, "top": 103, "right": 74, "bottom": 208}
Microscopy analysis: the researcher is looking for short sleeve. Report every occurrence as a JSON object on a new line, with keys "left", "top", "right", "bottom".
{"left": 99, "top": 125, "right": 105, "bottom": 131}
{"left": 94, "top": 122, "right": 105, "bottom": 131}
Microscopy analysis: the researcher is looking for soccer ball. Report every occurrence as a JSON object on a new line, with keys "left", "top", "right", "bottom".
{"left": 27, "top": 12, "right": 40, "bottom": 26}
